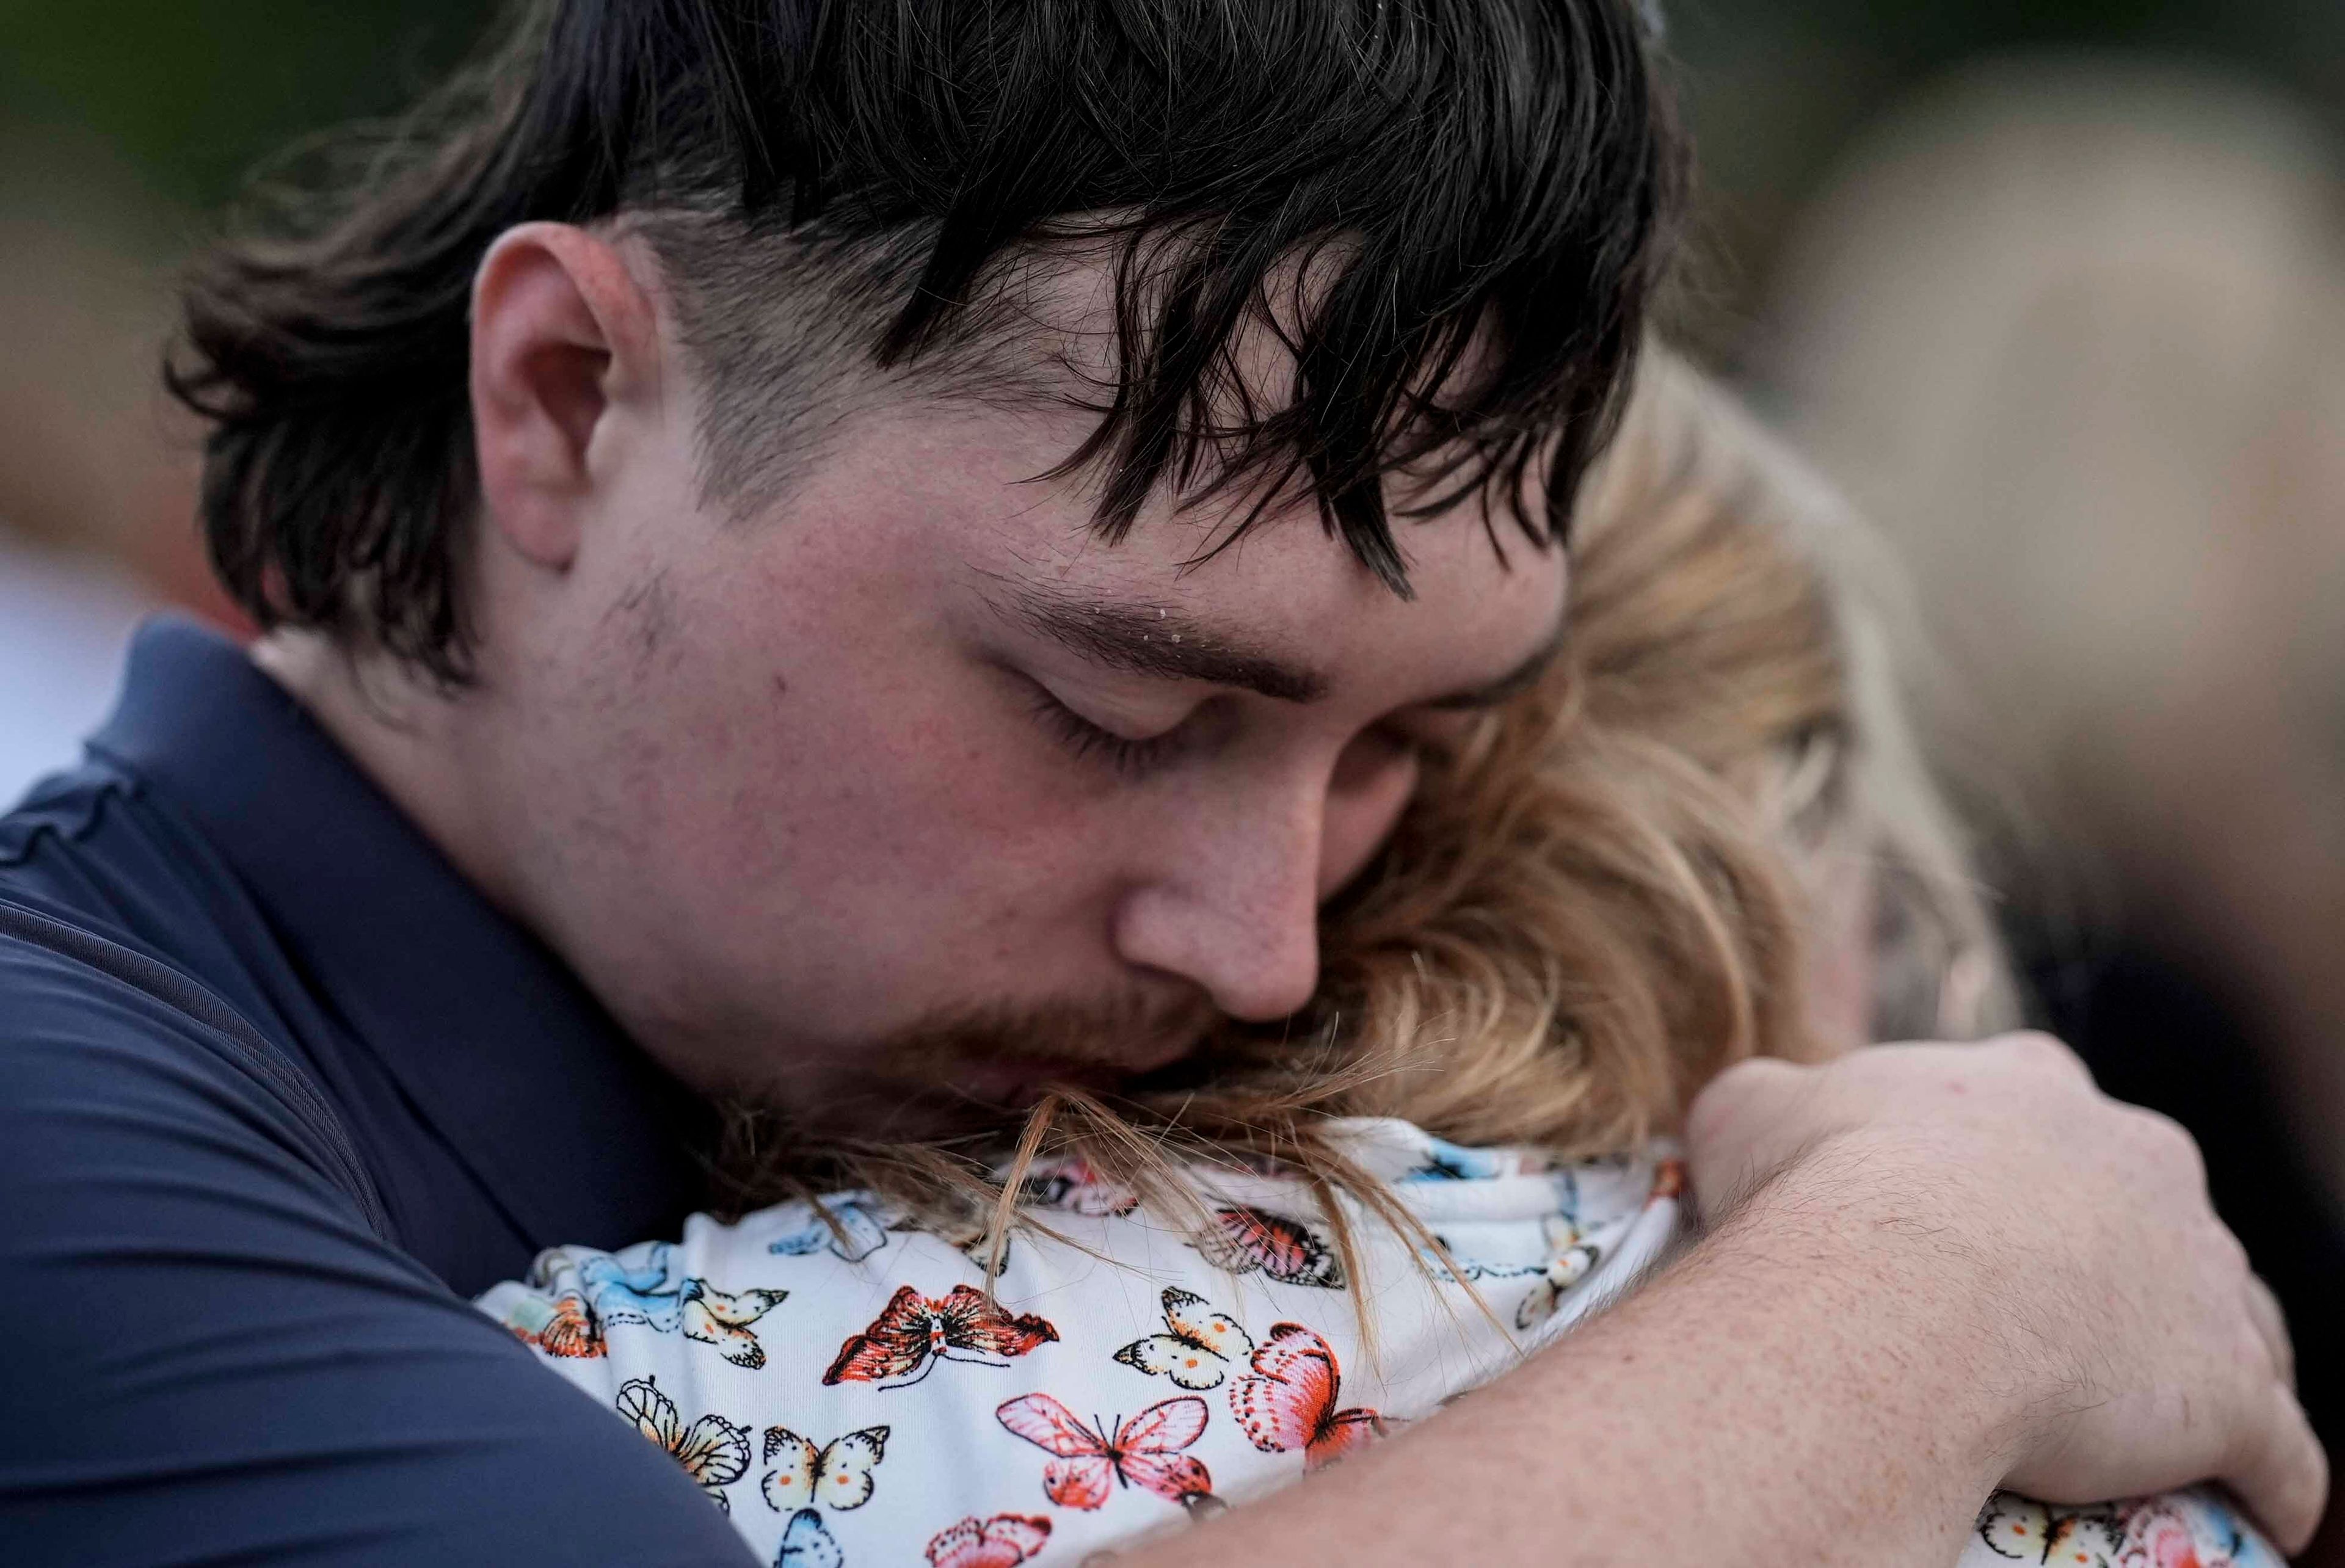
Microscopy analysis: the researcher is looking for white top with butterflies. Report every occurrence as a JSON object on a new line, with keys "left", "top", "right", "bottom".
{"left": 474, "top": 1119, "right": 2279, "bottom": 1568}
{"left": 476, "top": 1120, "right": 1677, "bottom": 1566}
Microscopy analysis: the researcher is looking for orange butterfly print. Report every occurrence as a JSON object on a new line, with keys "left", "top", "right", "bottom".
{"left": 1649, "top": 1158, "right": 1685, "bottom": 1202}
{"left": 1229, "top": 1322, "right": 1392, "bottom": 1473}
{"left": 502, "top": 1289, "right": 604, "bottom": 1358}
{"left": 925, "top": 1512, "right": 1053, "bottom": 1568}
{"left": 823, "top": 1285, "right": 1058, "bottom": 1388}
{"left": 995, "top": 1393, "right": 1216, "bottom": 1510}
{"left": 616, "top": 1375, "right": 751, "bottom": 1512}
{"left": 1193, "top": 1207, "right": 1343, "bottom": 1288}
{"left": 1974, "top": 1494, "right": 2126, "bottom": 1564}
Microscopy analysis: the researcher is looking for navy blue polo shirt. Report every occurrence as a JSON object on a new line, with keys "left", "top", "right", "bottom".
{"left": 0, "top": 619, "right": 757, "bottom": 1564}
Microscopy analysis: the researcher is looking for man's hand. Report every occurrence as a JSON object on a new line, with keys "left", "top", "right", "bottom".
{"left": 1689, "top": 1031, "right": 2328, "bottom": 1553}
{"left": 1125, "top": 1031, "right": 2321, "bottom": 1568}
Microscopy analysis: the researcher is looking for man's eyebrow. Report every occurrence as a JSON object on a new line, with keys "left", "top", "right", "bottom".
{"left": 985, "top": 579, "right": 1329, "bottom": 703}
{"left": 1422, "top": 609, "right": 1569, "bottom": 711}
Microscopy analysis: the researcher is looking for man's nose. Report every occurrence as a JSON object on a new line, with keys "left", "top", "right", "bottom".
{"left": 1110, "top": 782, "right": 1326, "bottom": 1023}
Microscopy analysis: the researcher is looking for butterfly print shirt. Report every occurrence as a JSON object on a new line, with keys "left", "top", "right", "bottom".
{"left": 478, "top": 1120, "right": 1682, "bottom": 1565}
{"left": 477, "top": 1120, "right": 2278, "bottom": 1568}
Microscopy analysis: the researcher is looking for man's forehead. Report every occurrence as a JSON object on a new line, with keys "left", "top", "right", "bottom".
{"left": 976, "top": 484, "right": 1569, "bottom": 706}
{"left": 922, "top": 244, "right": 1555, "bottom": 539}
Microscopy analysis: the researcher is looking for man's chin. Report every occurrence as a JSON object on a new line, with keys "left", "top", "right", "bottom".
{"left": 782, "top": 1064, "right": 1151, "bottom": 1149}
{"left": 803, "top": 1078, "right": 1038, "bottom": 1147}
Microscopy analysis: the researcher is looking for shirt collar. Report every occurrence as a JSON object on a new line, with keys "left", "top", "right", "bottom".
{"left": 89, "top": 617, "right": 711, "bottom": 1250}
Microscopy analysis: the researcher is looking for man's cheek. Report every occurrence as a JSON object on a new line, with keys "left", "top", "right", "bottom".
{"left": 879, "top": 680, "right": 1097, "bottom": 837}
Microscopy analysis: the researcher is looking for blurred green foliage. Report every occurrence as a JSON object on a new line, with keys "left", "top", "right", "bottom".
{"left": 0, "top": 1, "right": 493, "bottom": 211}
{"left": 1, "top": 0, "right": 2336, "bottom": 299}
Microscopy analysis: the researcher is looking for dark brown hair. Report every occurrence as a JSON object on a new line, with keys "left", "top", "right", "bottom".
{"left": 167, "top": 0, "right": 1684, "bottom": 683}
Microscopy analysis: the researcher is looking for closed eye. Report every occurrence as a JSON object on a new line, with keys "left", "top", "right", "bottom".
{"left": 1023, "top": 678, "right": 1192, "bottom": 779}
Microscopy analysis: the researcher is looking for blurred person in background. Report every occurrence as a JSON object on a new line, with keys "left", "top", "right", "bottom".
{"left": 1759, "top": 56, "right": 2345, "bottom": 1556}
{"left": 0, "top": 111, "right": 231, "bottom": 804}
{"left": 0, "top": 533, "right": 151, "bottom": 805}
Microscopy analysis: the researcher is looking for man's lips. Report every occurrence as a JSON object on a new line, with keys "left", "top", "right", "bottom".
{"left": 825, "top": 992, "right": 1221, "bottom": 1125}
{"left": 945, "top": 1053, "right": 1146, "bottom": 1105}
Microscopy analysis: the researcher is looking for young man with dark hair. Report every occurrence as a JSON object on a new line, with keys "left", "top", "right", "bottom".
{"left": 0, "top": 1, "right": 2322, "bottom": 1562}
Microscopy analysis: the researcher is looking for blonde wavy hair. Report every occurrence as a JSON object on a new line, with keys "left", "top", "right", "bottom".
{"left": 714, "top": 353, "right": 2015, "bottom": 1260}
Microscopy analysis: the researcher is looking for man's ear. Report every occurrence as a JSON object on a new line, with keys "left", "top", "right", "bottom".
{"left": 469, "top": 222, "right": 663, "bottom": 571}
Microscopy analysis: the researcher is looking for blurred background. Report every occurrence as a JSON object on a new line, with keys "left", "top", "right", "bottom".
{"left": 4, "top": 0, "right": 2340, "bottom": 1555}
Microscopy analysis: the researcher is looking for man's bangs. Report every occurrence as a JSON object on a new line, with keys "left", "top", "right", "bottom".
{"left": 843, "top": 0, "right": 1683, "bottom": 592}
{"left": 1030, "top": 247, "right": 1576, "bottom": 589}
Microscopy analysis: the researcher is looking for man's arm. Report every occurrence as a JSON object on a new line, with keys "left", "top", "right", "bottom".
{"left": 9, "top": 946, "right": 2316, "bottom": 1568}
{"left": 0, "top": 940, "right": 756, "bottom": 1566}
{"left": 1127, "top": 1036, "right": 2326, "bottom": 1567}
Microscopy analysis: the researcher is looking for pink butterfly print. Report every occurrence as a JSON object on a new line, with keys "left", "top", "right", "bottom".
{"left": 2136, "top": 1521, "right": 2212, "bottom": 1568}
{"left": 823, "top": 1285, "right": 1058, "bottom": 1387}
{"left": 2121, "top": 1498, "right": 2239, "bottom": 1568}
{"left": 995, "top": 1393, "right": 1216, "bottom": 1510}
{"left": 1229, "top": 1321, "right": 1392, "bottom": 1473}
{"left": 1193, "top": 1206, "right": 1343, "bottom": 1288}
{"left": 925, "top": 1512, "right": 1053, "bottom": 1568}
{"left": 1019, "top": 1159, "right": 1139, "bottom": 1218}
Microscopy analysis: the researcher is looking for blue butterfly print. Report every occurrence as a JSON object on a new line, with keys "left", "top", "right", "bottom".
{"left": 769, "top": 1194, "right": 893, "bottom": 1264}
{"left": 775, "top": 1507, "right": 843, "bottom": 1568}
{"left": 1401, "top": 1136, "right": 1510, "bottom": 1182}
{"left": 1419, "top": 1246, "right": 1546, "bottom": 1283}
{"left": 2196, "top": 1494, "right": 2280, "bottom": 1565}
{"left": 581, "top": 1244, "right": 687, "bottom": 1330}
{"left": 1547, "top": 1167, "right": 1587, "bottom": 1227}
{"left": 572, "top": 1246, "right": 788, "bottom": 1367}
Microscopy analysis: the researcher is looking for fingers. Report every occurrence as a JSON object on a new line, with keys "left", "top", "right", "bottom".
{"left": 2116, "top": 1102, "right": 2210, "bottom": 1196}
{"left": 1958, "top": 1031, "right": 2103, "bottom": 1101}
{"left": 1684, "top": 1056, "right": 1808, "bottom": 1150}
{"left": 1682, "top": 1058, "right": 1815, "bottom": 1221}
{"left": 2244, "top": 1272, "right": 2296, "bottom": 1393}
{"left": 2224, "top": 1261, "right": 2319, "bottom": 1553}
{"left": 1993, "top": 1029, "right": 2095, "bottom": 1083}
{"left": 1684, "top": 1025, "right": 2322, "bottom": 1539}
{"left": 2219, "top": 1378, "right": 2327, "bottom": 1556}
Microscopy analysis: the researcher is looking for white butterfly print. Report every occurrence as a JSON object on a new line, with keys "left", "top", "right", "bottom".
{"left": 761, "top": 1425, "right": 890, "bottom": 1514}
{"left": 1113, "top": 1287, "right": 1256, "bottom": 1391}
{"left": 1513, "top": 1240, "right": 1604, "bottom": 1329}
{"left": 679, "top": 1277, "right": 789, "bottom": 1368}
{"left": 1974, "top": 1493, "right": 2124, "bottom": 1564}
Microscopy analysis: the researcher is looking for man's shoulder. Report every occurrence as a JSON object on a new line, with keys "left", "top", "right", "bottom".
{"left": 0, "top": 781, "right": 754, "bottom": 1566}
{"left": 0, "top": 755, "right": 228, "bottom": 960}
{"left": 0, "top": 752, "right": 320, "bottom": 1070}
{"left": 0, "top": 887, "right": 369, "bottom": 1189}
{"left": 0, "top": 766, "right": 391, "bottom": 1233}
{"left": 2, "top": 761, "right": 248, "bottom": 1050}
{"left": 1, "top": 700, "right": 712, "bottom": 1291}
